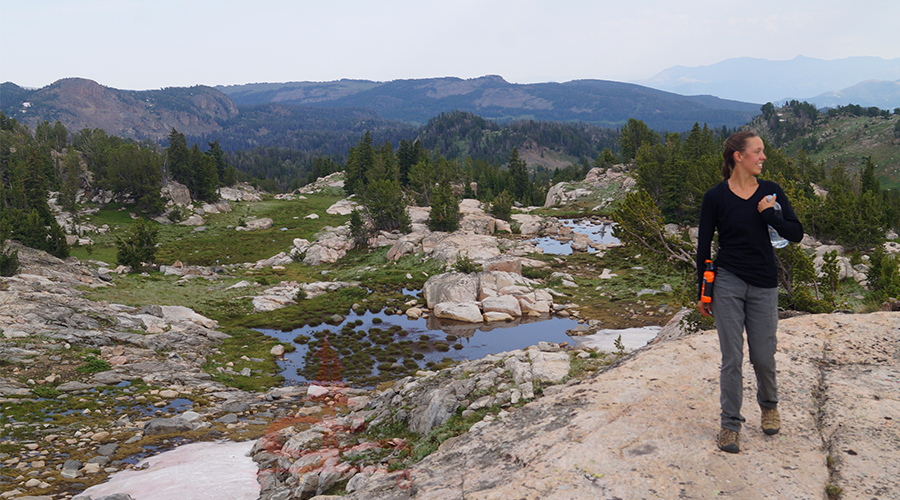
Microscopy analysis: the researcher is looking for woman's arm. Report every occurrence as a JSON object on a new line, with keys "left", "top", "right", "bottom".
{"left": 761, "top": 185, "right": 804, "bottom": 242}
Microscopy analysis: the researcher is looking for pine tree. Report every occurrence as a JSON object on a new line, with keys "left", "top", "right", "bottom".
{"left": 348, "top": 210, "right": 368, "bottom": 249}
{"left": 59, "top": 148, "right": 82, "bottom": 213}
{"left": 619, "top": 119, "right": 658, "bottom": 162}
{"left": 206, "top": 140, "right": 227, "bottom": 184}
{"left": 192, "top": 145, "right": 219, "bottom": 202}
{"left": 611, "top": 190, "right": 693, "bottom": 266}
{"left": 489, "top": 190, "right": 513, "bottom": 222}
{"left": 775, "top": 244, "right": 827, "bottom": 313}
{"left": 867, "top": 247, "right": 900, "bottom": 302}
{"left": 397, "top": 139, "right": 423, "bottom": 186}
{"left": 115, "top": 218, "right": 159, "bottom": 270}
{"left": 507, "top": 147, "right": 528, "bottom": 202}
{"left": 344, "top": 131, "right": 375, "bottom": 196}
{"left": 166, "top": 129, "right": 189, "bottom": 185}
{"left": 0, "top": 175, "right": 19, "bottom": 277}
{"left": 362, "top": 178, "right": 410, "bottom": 233}
{"left": 427, "top": 180, "right": 460, "bottom": 232}
{"left": 407, "top": 158, "right": 435, "bottom": 206}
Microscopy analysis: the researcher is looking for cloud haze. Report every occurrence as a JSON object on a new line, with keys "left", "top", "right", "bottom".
{"left": 1, "top": 0, "right": 898, "bottom": 90}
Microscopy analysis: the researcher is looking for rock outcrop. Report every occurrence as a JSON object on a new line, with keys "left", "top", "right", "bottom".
{"left": 250, "top": 341, "right": 578, "bottom": 500}
{"left": 544, "top": 166, "right": 636, "bottom": 208}
{"left": 236, "top": 217, "right": 274, "bottom": 231}
{"left": 218, "top": 182, "right": 263, "bottom": 202}
{"left": 251, "top": 280, "right": 361, "bottom": 312}
{"left": 0, "top": 243, "right": 231, "bottom": 391}
{"left": 336, "top": 312, "right": 900, "bottom": 500}
{"left": 421, "top": 271, "right": 555, "bottom": 323}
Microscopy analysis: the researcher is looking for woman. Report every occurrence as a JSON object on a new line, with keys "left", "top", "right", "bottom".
{"left": 696, "top": 131, "right": 803, "bottom": 453}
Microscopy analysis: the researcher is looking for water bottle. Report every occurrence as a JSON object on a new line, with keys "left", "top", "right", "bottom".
{"left": 766, "top": 194, "right": 789, "bottom": 248}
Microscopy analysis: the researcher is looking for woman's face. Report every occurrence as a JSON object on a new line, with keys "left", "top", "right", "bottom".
{"left": 735, "top": 137, "right": 765, "bottom": 175}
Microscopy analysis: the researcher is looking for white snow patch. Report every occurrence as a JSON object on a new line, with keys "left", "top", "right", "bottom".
{"left": 76, "top": 440, "right": 258, "bottom": 500}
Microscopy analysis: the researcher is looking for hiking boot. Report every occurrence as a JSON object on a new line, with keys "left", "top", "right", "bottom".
{"left": 717, "top": 428, "right": 740, "bottom": 453}
{"left": 761, "top": 406, "right": 781, "bottom": 435}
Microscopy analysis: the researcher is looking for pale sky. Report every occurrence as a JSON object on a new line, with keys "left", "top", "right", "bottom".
{"left": 1, "top": 0, "right": 898, "bottom": 91}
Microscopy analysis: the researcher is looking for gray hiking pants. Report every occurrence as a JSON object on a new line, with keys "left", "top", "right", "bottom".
{"left": 711, "top": 268, "right": 779, "bottom": 432}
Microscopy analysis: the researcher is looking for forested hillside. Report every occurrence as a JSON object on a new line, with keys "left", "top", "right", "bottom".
{"left": 189, "top": 110, "right": 622, "bottom": 192}
{"left": 3, "top": 96, "right": 900, "bottom": 309}
{"left": 752, "top": 101, "right": 900, "bottom": 189}
{"left": 191, "top": 104, "right": 415, "bottom": 156}
{"left": 414, "top": 111, "right": 619, "bottom": 166}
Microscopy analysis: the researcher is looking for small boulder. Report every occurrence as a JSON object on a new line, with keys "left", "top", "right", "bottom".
{"left": 143, "top": 417, "right": 193, "bottom": 435}
{"left": 433, "top": 302, "right": 483, "bottom": 323}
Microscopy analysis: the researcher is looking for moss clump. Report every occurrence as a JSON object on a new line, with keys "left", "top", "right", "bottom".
{"left": 203, "top": 327, "right": 285, "bottom": 392}
{"left": 77, "top": 356, "right": 112, "bottom": 373}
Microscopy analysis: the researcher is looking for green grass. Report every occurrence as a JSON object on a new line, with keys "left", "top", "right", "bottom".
{"left": 70, "top": 193, "right": 349, "bottom": 267}
{"left": 203, "top": 327, "right": 286, "bottom": 391}
{"left": 82, "top": 272, "right": 257, "bottom": 321}
{"left": 326, "top": 247, "right": 445, "bottom": 291}
{"left": 233, "top": 286, "right": 369, "bottom": 331}
{"left": 536, "top": 248, "right": 687, "bottom": 329}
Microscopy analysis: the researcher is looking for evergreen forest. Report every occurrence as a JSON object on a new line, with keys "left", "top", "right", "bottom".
{"left": 2, "top": 101, "right": 900, "bottom": 310}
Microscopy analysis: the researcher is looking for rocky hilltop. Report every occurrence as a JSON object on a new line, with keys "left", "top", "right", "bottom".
{"left": 2, "top": 78, "right": 238, "bottom": 140}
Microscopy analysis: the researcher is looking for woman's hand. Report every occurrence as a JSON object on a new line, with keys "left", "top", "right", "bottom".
{"left": 697, "top": 300, "right": 712, "bottom": 316}
{"left": 758, "top": 193, "right": 776, "bottom": 213}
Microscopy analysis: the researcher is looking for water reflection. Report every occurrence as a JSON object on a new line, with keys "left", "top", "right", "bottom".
{"left": 534, "top": 218, "right": 620, "bottom": 255}
{"left": 261, "top": 310, "right": 581, "bottom": 385}
{"left": 260, "top": 306, "right": 660, "bottom": 387}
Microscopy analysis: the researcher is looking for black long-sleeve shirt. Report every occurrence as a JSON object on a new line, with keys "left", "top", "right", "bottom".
{"left": 696, "top": 179, "right": 804, "bottom": 300}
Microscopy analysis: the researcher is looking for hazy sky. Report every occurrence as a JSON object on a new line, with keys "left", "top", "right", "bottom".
{"left": 1, "top": 0, "right": 898, "bottom": 90}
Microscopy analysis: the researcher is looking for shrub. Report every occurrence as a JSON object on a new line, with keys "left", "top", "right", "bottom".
{"left": 77, "top": 356, "right": 112, "bottom": 373}
{"left": 489, "top": 190, "right": 513, "bottom": 222}
{"left": 0, "top": 245, "right": 18, "bottom": 277}
{"left": 115, "top": 218, "right": 159, "bottom": 270}
{"left": 349, "top": 210, "right": 368, "bottom": 249}
{"left": 454, "top": 251, "right": 480, "bottom": 274}
{"left": 866, "top": 247, "right": 900, "bottom": 302}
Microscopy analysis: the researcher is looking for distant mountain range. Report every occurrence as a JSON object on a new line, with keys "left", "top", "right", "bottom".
{"left": 1, "top": 76, "right": 761, "bottom": 144}
{"left": 638, "top": 55, "right": 900, "bottom": 108}
{"left": 216, "top": 75, "right": 759, "bottom": 131}
{"left": 4, "top": 56, "right": 897, "bottom": 151}
{"left": 807, "top": 79, "right": 900, "bottom": 109}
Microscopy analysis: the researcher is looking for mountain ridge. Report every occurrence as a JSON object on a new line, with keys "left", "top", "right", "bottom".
{"left": 2, "top": 76, "right": 761, "bottom": 145}
{"left": 215, "top": 75, "right": 759, "bottom": 131}
{"left": 1, "top": 78, "right": 239, "bottom": 140}
{"left": 638, "top": 55, "right": 900, "bottom": 107}
{"left": 805, "top": 79, "right": 900, "bottom": 109}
